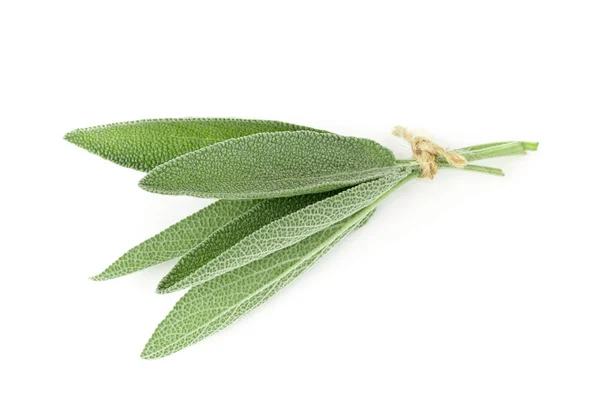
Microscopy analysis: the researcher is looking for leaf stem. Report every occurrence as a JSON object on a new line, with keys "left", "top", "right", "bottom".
{"left": 454, "top": 141, "right": 538, "bottom": 161}
{"left": 394, "top": 140, "right": 537, "bottom": 177}
{"left": 439, "top": 162, "right": 504, "bottom": 176}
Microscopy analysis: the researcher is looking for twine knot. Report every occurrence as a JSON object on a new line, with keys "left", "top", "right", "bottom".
{"left": 392, "top": 126, "right": 467, "bottom": 179}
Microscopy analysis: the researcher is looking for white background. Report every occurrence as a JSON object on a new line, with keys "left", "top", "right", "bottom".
{"left": 1, "top": 1, "right": 598, "bottom": 399}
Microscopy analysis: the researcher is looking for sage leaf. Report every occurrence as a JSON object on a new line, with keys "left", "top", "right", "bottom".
{"left": 64, "top": 118, "right": 325, "bottom": 172}
{"left": 141, "top": 208, "right": 375, "bottom": 359}
{"left": 156, "top": 168, "right": 416, "bottom": 294}
{"left": 157, "top": 192, "right": 337, "bottom": 293}
{"left": 139, "top": 131, "right": 397, "bottom": 199}
{"left": 91, "top": 199, "right": 260, "bottom": 281}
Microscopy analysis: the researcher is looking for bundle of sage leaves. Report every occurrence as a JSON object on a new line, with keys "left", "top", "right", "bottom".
{"left": 65, "top": 118, "right": 537, "bottom": 359}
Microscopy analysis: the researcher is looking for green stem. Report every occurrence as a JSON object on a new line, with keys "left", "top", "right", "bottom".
{"left": 439, "top": 162, "right": 504, "bottom": 176}
{"left": 394, "top": 140, "right": 537, "bottom": 177}
{"left": 455, "top": 141, "right": 539, "bottom": 161}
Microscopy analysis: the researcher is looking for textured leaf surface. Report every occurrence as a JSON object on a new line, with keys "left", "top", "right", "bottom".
{"left": 157, "top": 192, "right": 337, "bottom": 293}
{"left": 65, "top": 118, "right": 325, "bottom": 171}
{"left": 139, "top": 131, "right": 397, "bottom": 199}
{"left": 91, "top": 200, "right": 259, "bottom": 280}
{"left": 141, "top": 208, "right": 375, "bottom": 359}
{"left": 156, "top": 169, "right": 414, "bottom": 293}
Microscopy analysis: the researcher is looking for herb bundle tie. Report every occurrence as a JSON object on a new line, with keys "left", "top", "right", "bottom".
{"left": 393, "top": 125, "right": 467, "bottom": 179}
{"left": 65, "top": 118, "right": 537, "bottom": 358}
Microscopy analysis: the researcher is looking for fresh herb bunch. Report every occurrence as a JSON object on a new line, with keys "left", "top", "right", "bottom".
{"left": 65, "top": 118, "right": 537, "bottom": 359}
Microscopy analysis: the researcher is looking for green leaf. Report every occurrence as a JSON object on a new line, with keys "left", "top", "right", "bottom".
{"left": 90, "top": 199, "right": 260, "bottom": 281}
{"left": 139, "top": 131, "right": 397, "bottom": 199}
{"left": 156, "top": 168, "right": 416, "bottom": 294}
{"left": 157, "top": 192, "right": 337, "bottom": 293}
{"left": 64, "top": 118, "right": 326, "bottom": 172}
{"left": 141, "top": 207, "right": 376, "bottom": 359}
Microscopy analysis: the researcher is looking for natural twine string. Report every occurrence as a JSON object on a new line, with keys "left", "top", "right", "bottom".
{"left": 392, "top": 126, "right": 467, "bottom": 179}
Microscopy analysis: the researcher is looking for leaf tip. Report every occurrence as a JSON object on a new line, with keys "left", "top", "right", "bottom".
{"left": 155, "top": 279, "right": 168, "bottom": 293}
{"left": 141, "top": 335, "right": 168, "bottom": 360}
{"left": 155, "top": 285, "right": 172, "bottom": 295}
{"left": 156, "top": 274, "right": 185, "bottom": 294}
{"left": 63, "top": 129, "right": 83, "bottom": 145}
{"left": 89, "top": 268, "right": 114, "bottom": 281}
{"left": 140, "top": 345, "right": 157, "bottom": 360}
{"left": 138, "top": 174, "right": 158, "bottom": 193}
{"left": 89, "top": 273, "right": 107, "bottom": 281}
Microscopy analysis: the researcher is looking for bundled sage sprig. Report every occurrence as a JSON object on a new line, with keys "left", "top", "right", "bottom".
{"left": 65, "top": 118, "right": 537, "bottom": 359}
